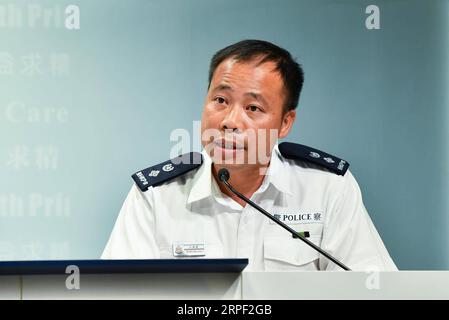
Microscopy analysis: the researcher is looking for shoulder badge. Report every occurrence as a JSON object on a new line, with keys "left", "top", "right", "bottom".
{"left": 132, "top": 152, "right": 203, "bottom": 192}
{"left": 278, "top": 142, "right": 349, "bottom": 176}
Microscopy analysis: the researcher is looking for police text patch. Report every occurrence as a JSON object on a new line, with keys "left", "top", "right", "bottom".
{"left": 269, "top": 210, "right": 325, "bottom": 225}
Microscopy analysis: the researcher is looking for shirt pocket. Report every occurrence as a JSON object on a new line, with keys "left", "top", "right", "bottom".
{"left": 263, "top": 235, "right": 321, "bottom": 271}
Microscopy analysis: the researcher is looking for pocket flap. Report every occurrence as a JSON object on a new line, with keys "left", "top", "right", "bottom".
{"left": 264, "top": 236, "right": 320, "bottom": 266}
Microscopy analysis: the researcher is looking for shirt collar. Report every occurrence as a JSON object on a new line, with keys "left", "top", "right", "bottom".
{"left": 263, "top": 144, "right": 293, "bottom": 196}
{"left": 186, "top": 144, "right": 293, "bottom": 205}
{"left": 186, "top": 149, "right": 214, "bottom": 204}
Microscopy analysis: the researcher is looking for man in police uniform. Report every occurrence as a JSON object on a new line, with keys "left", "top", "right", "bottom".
{"left": 102, "top": 40, "right": 397, "bottom": 271}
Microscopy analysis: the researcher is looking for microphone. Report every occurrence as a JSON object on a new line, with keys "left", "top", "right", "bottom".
{"left": 217, "top": 168, "right": 351, "bottom": 271}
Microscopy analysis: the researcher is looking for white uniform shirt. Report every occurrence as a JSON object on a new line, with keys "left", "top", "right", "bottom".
{"left": 102, "top": 145, "right": 397, "bottom": 271}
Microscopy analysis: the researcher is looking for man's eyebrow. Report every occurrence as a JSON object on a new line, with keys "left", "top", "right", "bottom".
{"left": 211, "top": 84, "right": 233, "bottom": 93}
{"left": 211, "top": 84, "right": 268, "bottom": 105}
{"left": 245, "top": 92, "right": 268, "bottom": 105}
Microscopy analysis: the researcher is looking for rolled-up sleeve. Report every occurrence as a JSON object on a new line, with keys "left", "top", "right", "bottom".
{"left": 320, "top": 171, "right": 398, "bottom": 271}
{"left": 101, "top": 184, "right": 160, "bottom": 259}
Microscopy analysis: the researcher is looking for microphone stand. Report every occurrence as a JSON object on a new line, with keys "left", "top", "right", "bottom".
{"left": 218, "top": 169, "right": 351, "bottom": 271}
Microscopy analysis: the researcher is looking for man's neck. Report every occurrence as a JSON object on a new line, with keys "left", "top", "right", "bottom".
{"left": 212, "top": 164, "right": 269, "bottom": 208}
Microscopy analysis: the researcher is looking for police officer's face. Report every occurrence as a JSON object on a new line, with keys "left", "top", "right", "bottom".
{"left": 201, "top": 57, "right": 296, "bottom": 167}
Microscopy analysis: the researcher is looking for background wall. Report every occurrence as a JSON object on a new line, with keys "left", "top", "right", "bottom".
{"left": 0, "top": 0, "right": 447, "bottom": 269}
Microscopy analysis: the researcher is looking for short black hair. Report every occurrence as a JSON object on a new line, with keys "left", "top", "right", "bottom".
{"left": 208, "top": 39, "right": 304, "bottom": 112}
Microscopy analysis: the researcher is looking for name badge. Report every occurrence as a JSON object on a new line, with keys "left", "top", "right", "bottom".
{"left": 269, "top": 210, "right": 325, "bottom": 225}
{"left": 172, "top": 242, "right": 206, "bottom": 257}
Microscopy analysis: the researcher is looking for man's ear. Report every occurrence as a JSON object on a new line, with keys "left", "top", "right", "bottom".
{"left": 278, "top": 109, "right": 296, "bottom": 139}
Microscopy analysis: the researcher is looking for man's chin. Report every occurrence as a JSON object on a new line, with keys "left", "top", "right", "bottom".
{"left": 210, "top": 156, "right": 262, "bottom": 169}
{"left": 209, "top": 147, "right": 246, "bottom": 165}
{"left": 212, "top": 161, "right": 247, "bottom": 170}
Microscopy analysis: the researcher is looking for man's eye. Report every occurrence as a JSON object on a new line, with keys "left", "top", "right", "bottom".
{"left": 247, "top": 105, "right": 261, "bottom": 112}
{"left": 215, "top": 97, "right": 226, "bottom": 104}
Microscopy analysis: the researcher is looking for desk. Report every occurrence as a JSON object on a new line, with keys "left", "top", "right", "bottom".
{"left": 1, "top": 260, "right": 448, "bottom": 300}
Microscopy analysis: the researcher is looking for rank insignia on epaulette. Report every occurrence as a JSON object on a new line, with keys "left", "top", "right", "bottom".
{"left": 132, "top": 152, "right": 203, "bottom": 191}
{"left": 279, "top": 142, "right": 349, "bottom": 176}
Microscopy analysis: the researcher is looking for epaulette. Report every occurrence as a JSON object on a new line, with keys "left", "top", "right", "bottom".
{"left": 278, "top": 142, "right": 349, "bottom": 176}
{"left": 132, "top": 152, "right": 203, "bottom": 192}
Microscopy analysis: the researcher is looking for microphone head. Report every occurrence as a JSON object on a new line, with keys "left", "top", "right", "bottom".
{"left": 217, "top": 168, "right": 230, "bottom": 182}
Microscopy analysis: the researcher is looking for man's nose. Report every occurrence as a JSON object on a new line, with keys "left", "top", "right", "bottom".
{"left": 220, "top": 105, "right": 243, "bottom": 132}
